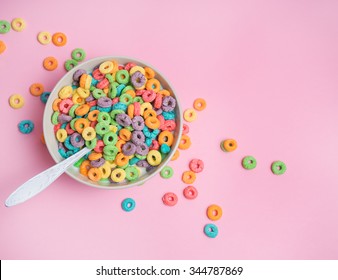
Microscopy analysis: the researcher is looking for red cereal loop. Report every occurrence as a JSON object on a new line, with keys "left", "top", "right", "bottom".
{"left": 90, "top": 121, "right": 98, "bottom": 128}
{"left": 125, "top": 62, "right": 136, "bottom": 71}
{"left": 112, "top": 97, "right": 119, "bottom": 105}
{"left": 59, "top": 99, "right": 73, "bottom": 114}
{"left": 87, "top": 100, "right": 97, "bottom": 107}
{"left": 94, "top": 139, "right": 104, "bottom": 153}
{"left": 157, "top": 115, "right": 165, "bottom": 129}
{"left": 189, "top": 159, "right": 204, "bottom": 173}
{"left": 183, "top": 186, "right": 198, "bottom": 200}
{"left": 142, "top": 90, "right": 156, "bottom": 102}
{"left": 136, "top": 89, "right": 147, "bottom": 96}
{"left": 93, "top": 68, "right": 105, "bottom": 80}
{"left": 182, "top": 124, "right": 190, "bottom": 135}
{"left": 118, "top": 65, "right": 124, "bottom": 70}
{"left": 54, "top": 123, "right": 61, "bottom": 133}
{"left": 154, "top": 93, "right": 163, "bottom": 109}
{"left": 163, "top": 120, "right": 176, "bottom": 131}
{"left": 134, "top": 102, "right": 141, "bottom": 116}
{"left": 66, "top": 123, "right": 75, "bottom": 135}
{"left": 150, "top": 140, "right": 160, "bottom": 150}
{"left": 162, "top": 192, "right": 178, "bottom": 206}
{"left": 97, "top": 78, "right": 109, "bottom": 89}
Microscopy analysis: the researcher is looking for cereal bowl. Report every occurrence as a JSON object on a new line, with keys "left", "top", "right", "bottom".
{"left": 43, "top": 56, "right": 182, "bottom": 189}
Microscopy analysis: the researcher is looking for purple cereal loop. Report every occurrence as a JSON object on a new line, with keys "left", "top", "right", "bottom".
{"left": 131, "top": 71, "right": 146, "bottom": 88}
{"left": 136, "top": 143, "right": 149, "bottom": 156}
{"left": 162, "top": 96, "right": 176, "bottom": 112}
{"left": 70, "top": 132, "right": 85, "bottom": 147}
{"left": 97, "top": 96, "right": 113, "bottom": 108}
{"left": 131, "top": 131, "right": 145, "bottom": 145}
{"left": 136, "top": 160, "right": 149, "bottom": 168}
{"left": 86, "top": 94, "right": 95, "bottom": 102}
{"left": 122, "top": 142, "right": 137, "bottom": 156}
{"left": 90, "top": 157, "right": 105, "bottom": 168}
{"left": 73, "top": 69, "right": 86, "bottom": 82}
{"left": 58, "top": 114, "right": 72, "bottom": 124}
{"left": 116, "top": 113, "right": 132, "bottom": 127}
{"left": 146, "top": 165, "right": 156, "bottom": 172}
{"left": 155, "top": 108, "right": 163, "bottom": 115}
{"left": 131, "top": 116, "right": 145, "bottom": 131}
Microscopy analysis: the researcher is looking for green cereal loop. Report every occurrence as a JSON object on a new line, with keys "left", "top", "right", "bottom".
{"left": 122, "top": 85, "right": 134, "bottom": 94}
{"left": 119, "top": 93, "right": 133, "bottom": 105}
{"left": 271, "top": 161, "right": 287, "bottom": 175}
{"left": 119, "top": 163, "right": 130, "bottom": 169}
{"left": 160, "top": 166, "right": 174, "bottom": 179}
{"left": 92, "top": 88, "right": 105, "bottom": 99}
{"left": 70, "top": 118, "right": 78, "bottom": 130}
{"left": 125, "top": 166, "right": 139, "bottom": 181}
{"left": 133, "top": 96, "right": 144, "bottom": 104}
{"left": 135, "top": 154, "right": 147, "bottom": 160}
{"left": 113, "top": 82, "right": 119, "bottom": 88}
{"left": 71, "top": 48, "right": 86, "bottom": 62}
{"left": 69, "top": 104, "right": 80, "bottom": 118}
{"left": 51, "top": 111, "right": 59, "bottom": 125}
{"left": 90, "top": 85, "right": 96, "bottom": 92}
{"left": 74, "top": 157, "right": 85, "bottom": 167}
{"left": 64, "top": 59, "right": 78, "bottom": 71}
{"left": 242, "top": 156, "right": 257, "bottom": 170}
{"left": 86, "top": 138, "right": 97, "bottom": 149}
{"left": 110, "top": 120, "right": 118, "bottom": 126}
{"left": 0, "top": 20, "right": 11, "bottom": 34}
{"left": 103, "top": 145, "right": 118, "bottom": 157}
{"left": 103, "top": 154, "right": 116, "bottom": 161}
{"left": 116, "top": 70, "right": 130, "bottom": 84}
{"left": 97, "top": 112, "right": 111, "bottom": 124}
{"left": 105, "top": 73, "right": 114, "bottom": 83}
{"left": 103, "top": 131, "right": 118, "bottom": 145}
{"left": 110, "top": 109, "right": 124, "bottom": 120}
{"left": 95, "top": 122, "right": 110, "bottom": 135}
{"left": 108, "top": 84, "right": 117, "bottom": 98}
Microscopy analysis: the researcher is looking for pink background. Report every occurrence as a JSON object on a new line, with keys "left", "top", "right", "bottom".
{"left": 1, "top": 0, "right": 338, "bottom": 260}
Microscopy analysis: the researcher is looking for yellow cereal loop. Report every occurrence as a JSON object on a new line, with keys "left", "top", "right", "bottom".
{"left": 72, "top": 93, "right": 85, "bottom": 104}
{"left": 109, "top": 125, "right": 118, "bottom": 133}
{"left": 147, "top": 150, "right": 162, "bottom": 166}
{"left": 37, "top": 31, "right": 52, "bottom": 45}
{"left": 82, "top": 127, "right": 96, "bottom": 141}
{"left": 99, "top": 61, "right": 114, "bottom": 74}
{"left": 99, "top": 162, "right": 112, "bottom": 179}
{"left": 140, "top": 102, "right": 152, "bottom": 116}
{"left": 184, "top": 108, "right": 197, "bottom": 122}
{"left": 11, "top": 18, "right": 26, "bottom": 32}
{"left": 58, "top": 85, "right": 73, "bottom": 99}
{"left": 76, "top": 88, "right": 90, "bottom": 98}
{"left": 56, "top": 129, "right": 67, "bottom": 142}
{"left": 9, "top": 94, "right": 24, "bottom": 109}
{"left": 111, "top": 168, "right": 126, "bottom": 182}
{"left": 129, "top": 65, "right": 145, "bottom": 76}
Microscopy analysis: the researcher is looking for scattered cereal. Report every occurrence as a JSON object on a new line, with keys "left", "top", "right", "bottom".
{"left": 221, "top": 139, "right": 237, "bottom": 152}
{"left": 43, "top": 56, "right": 58, "bottom": 71}
{"left": 182, "top": 170, "right": 196, "bottom": 184}
{"left": 189, "top": 159, "right": 204, "bottom": 173}
{"left": 242, "top": 156, "right": 257, "bottom": 170}
{"left": 11, "top": 18, "right": 26, "bottom": 32}
{"left": 18, "top": 120, "right": 34, "bottom": 134}
{"left": 183, "top": 108, "right": 197, "bottom": 122}
{"left": 121, "top": 198, "right": 136, "bottom": 212}
{"left": 204, "top": 224, "right": 218, "bottom": 238}
{"left": 193, "top": 98, "right": 206, "bottom": 111}
{"left": 29, "top": 83, "right": 44, "bottom": 96}
{"left": 40, "top": 92, "right": 51, "bottom": 104}
{"left": 162, "top": 192, "right": 178, "bottom": 206}
{"left": 9, "top": 94, "right": 24, "bottom": 109}
{"left": 178, "top": 134, "right": 191, "bottom": 150}
{"left": 64, "top": 59, "right": 78, "bottom": 71}
{"left": 0, "top": 20, "right": 10, "bottom": 34}
{"left": 37, "top": 31, "right": 51, "bottom": 45}
{"left": 0, "top": 40, "right": 6, "bottom": 54}
{"left": 182, "top": 123, "right": 189, "bottom": 135}
{"left": 160, "top": 166, "right": 173, "bottom": 179}
{"left": 71, "top": 48, "right": 86, "bottom": 62}
{"left": 183, "top": 186, "right": 198, "bottom": 199}
{"left": 171, "top": 149, "right": 180, "bottom": 161}
{"left": 271, "top": 161, "right": 286, "bottom": 175}
{"left": 52, "top": 32, "right": 67, "bottom": 47}
{"left": 207, "top": 204, "right": 222, "bottom": 221}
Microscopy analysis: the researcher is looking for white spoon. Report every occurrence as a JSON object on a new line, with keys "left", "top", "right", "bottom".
{"left": 5, "top": 147, "right": 91, "bottom": 207}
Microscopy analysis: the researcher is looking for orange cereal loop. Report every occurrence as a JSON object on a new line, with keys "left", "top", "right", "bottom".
{"left": 145, "top": 116, "right": 160, "bottom": 129}
{"left": 115, "top": 153, "right": 129, "bottom": 166}
{"left": 88, "top": 110, "right": 100, "bottom": 121}
{"left": 88, "top": 152, "right": 102, "bottom": 161}
{"left": 127, "top": 104, "right": 134, "bottom": 119}
{"left": 158, "top": 130, "right": 174, "bottom": 146}
{"left": 43, "top": 56, "right": 58, "bottom": 71}
{"left": 171, "top": 149, "right": 180, "bottom": 161}
{"left": 110, "top": 60, "right": 119, "bottom": 73}
{"left": 158, "top": 89, "right": 171, "bottom": 96}
{"left": 52, "top": 98, "right": 62, "bottom": 111}
{"left": 178, "top": 134, "right": 191, "bottom": 150}
{"left": 119, "top": 128, "right": 131, "bottom": 141}
{"left": 144, "top": 66, "right": 155, "bottom": 79}
{"left": 74, "top": 118, "right": 89, "bottom": 133}
{"left": 182, "top": 171, "right": 196, "bottom": 184}
{"left": 116, "top": 139, "right": 126, "bottom": 152}
{"left": 143, "top": 109, "right": 157, "bottom": 119}
{"left": 52, "top": 32, "right": 67, "bottom": 47}
{"left": 87, "top": 167, "right": 102, "bottom": 182}
{"left": 0, "top": 40, "right": 6, "bottom": 54}
{"left": 193, "top": 98, "right": 207, "bottom": 111}
{"left": 125, "top": 89, "right": 135, "bottom": 98}
{"left": 80, "top": 160, "right": 91, "bottom": 176}
{"left": 207, "top": 204, "right": 223, "bottom": 221}
{"left": 222, "top": 139, "right": 237, "bottom": 152}
{"left": 103, "top": 88, "right": 109, "bottom": 94}
{"left": 29, "top": 83, "right": 44, "bottom": 96}
{"left": 75, "top": 104, "right": 90, "bottom": 116}
{"left": 146, "top": 78, "right": 161, "bottom": 92}
{"left": 40, "top": 133, "right": 46, "bottom": 145}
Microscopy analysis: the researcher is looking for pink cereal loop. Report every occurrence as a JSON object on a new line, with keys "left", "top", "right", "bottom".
{"left": 90, "top": 121, "right": 98, "bottom": 128}
{"left": 87, "top": 100, "right": 97, "bottom": 107}
{"left": 182, "top": 124, "right": 190, "bottom": 135}
{"left": 136, "top": 89, "right": 147, "bottom": 96}
{"left": 112, "top": 97, "right": 119, "bottom": 105}
{"left": 189, "top": 159, "right": 204, "bottom": 173}
{"left": 157, "top": 115, "right": 165, "bottom": 130}
{"left": 183, "top": 186, "right": 198, "bottom": 199}
{"left": 97, "top": 78, "right": 109, "bottom": 89}
{"left": 154, "top": 93, "right": 163, "bottom": 109}
{"left": 93, "top": 68, "right": 105, "bottom": 80}
{"left": 118, "top": 65, "right": 124, "bottom": 70}
{"left": 59, "top": 99, "right": 73, "bottom": 114}
{"left": 125, "top": 62, "right": 136, "bottom": 71}
{"left": 94, "top": 139, "right": 104, "bottom": 153}
{"left": 142, "top": 90, "right": 156, "bottom": 102}
{"left": 150, "top": 140, "right": 160, "bottom": 150}
{"left": 134, "top": 102, "right": 141, "bottom": 116}
{"left": 65, "top": 123, "right": 75, "bottom": 135}
{"left": 163, "top": 120, "right": 176, "bottom": 131}
{"left": 162, "top": 192, "right": 178, "bottom": 206}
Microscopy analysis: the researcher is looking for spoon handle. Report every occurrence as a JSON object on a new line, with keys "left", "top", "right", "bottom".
{"left": 5, "top": 147, "right": 91, "bottom": 207}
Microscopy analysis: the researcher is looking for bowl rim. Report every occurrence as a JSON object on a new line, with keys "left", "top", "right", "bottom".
{"left": 43, "top": 55, "right": 182, "bottom": 190}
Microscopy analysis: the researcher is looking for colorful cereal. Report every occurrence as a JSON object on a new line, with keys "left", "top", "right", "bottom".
{"left": 0, "top": 20, "right": 10, "bottom": 34}
{"left": 221, "top": 139, "right": 237, "bottom": 152}
{"left": 182, "top": 171, "right": 196, "bottom": 184}
{"left": 162, "top": 192, "right": 178, "bottom": 206}
{"left": 121, "top": 198, "right": 136, "bottom": 212}
{"left": 37, "top": 31, "right": 52, "bottom": 45}
{"left": 207, "top": 204, "right": 222, "bottom": 221}
{"left": 160, "top": 166, "right": 173, "bottom": 179}
{"left": 184, "top": 108, "right": 197, "bottom": 122}
{"left": 11, "top": 18, "right": 26, "bottom": 32}
{"left": 189, "top": 159, "right": 204, "bottom": 173}
{"left": 271, "top": 161, "right": 287, "bottom": 175}
{"left": 204, "top": 224, "right": 218, "bottom": 238}
{"left": 242, "top": 156, "right": 257, "bottom": 170}
{"left": 52, "top": 32, "right": 67, "bottom": 46}
{"left": 71, "top": 48, "right": 86, "bottom": 62}
{"left": 183, "top": 186, "right": 198, "bottom": 200}
{"left": 9, "top": 94, "right": 24, "bottom": 109}
{"left": 43, "top": 56, "right": 58, "bottom": 71}
{"left": 29, "top": 83, "right": 44, "bottom": 96}
{"left": 18, "top": 120, "right": 34, "bottom": 134}
{"left": 0, "top": 40, "right": 6, "bottom": 54}
{"left": 193, "top": 98, "right": 206, "bottom": 111}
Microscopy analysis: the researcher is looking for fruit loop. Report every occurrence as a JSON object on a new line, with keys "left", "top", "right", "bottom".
{"left": 160, "top": 166, "right": 173, "bottom": 179}
{"left": 207, "top": 204, "right": 222, "bottom": 221}
{"left": 162, "top": 192, "right": 178, "bottom": 206}
{"left": 183, "top": 186, "right": 198, "bottom": 199}
{"left": 204, "top": 224, "right": 218, "bottom": 238}
{"left": 189, "top": 159, "right": 204, "bottom": 173}
{"left": 64, "top": 59, "right": 78, "bottom": 71}
{"left": 271, "top": 161, "right": 287, "bottom": 175}
{"left": 221, "top": 139, "right": 237, "bottom": 152}
{"left": 29, "top": 83, "right": 44, "bottom": 96}
{"left": 193, "top": 98, "right": 206, "bottom": 111}
{"left": 43, "top": 56, "right": 58, "bottom": 71}
{"left": 71, "top": 48, "right": 86, "bottom": 62}
{"left": 11, "top": 18, "right": 26, "bottom": 32}
{"left": 178, "top": 134, "right": 191, "bottom": 150}
{"left": 171, "top": 149, "right": 180, "bottom": 161}
{"left": 121, "top": 198, "right": 136, "bottom": 212}
{"left": 52, "top": 32, "right": 67, "bottom": 47}
{"left": 18, "top": 120, "right": 34, "bottom": 134}
{"left": 0, "top": 40, "right": 6, "bottom": 54}
{"left": 182, "top": 124, "right": 189, "bottom": 135}
{"left": 242, "top": 156, "right": 257, "bottom": 170}
{"left": 40, "top": 92, "right": 50, "bottom": 104}
{"left": 0, "top": 20, "right": 10, "bottom": 34}
{"left": 9, "top": 94, "right": 24, "bottom": 109}
{"left": 182, "top": 170, "right": 196, "bottom": 184}
{"left": 37, "top": 31, "right": 52, "bottom": 45}
{"left": 183, "top": 108, "right": 197, "bottom": 122}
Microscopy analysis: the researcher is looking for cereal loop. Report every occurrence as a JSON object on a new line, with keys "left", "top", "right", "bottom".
{"left": 87, "top": 167, "right": 102, "bottom": 182}
{"left": 9, "top": 94, "right": 24, "bottom": 109}
{"left": 221, "top": 139, "right": 237, "bottom": 152}
{"left": 162, "top": 192, "right": 178, "bottom": 206}
{"left": 158, "top": 131, "right": 174, "bottom": 146}
{"left": 183, "top": 108, "right": 197, "bottom": 122}
{"left": 189, "top": 159, "right": 204, "bottom": 173}
{"left": 52, "top": 32, "right": 67, "bottom": 47}
{"left": 37, "top": 31, "right": 51, "bottom": 45}
{"left": 207, "top": 204, "right": 223, "bottom": 221}
{"left": 43, "top": 56, "right": 58, "bottom": 71}
{"left": 121, "top": 198, "right": 136, "bottom": 212}
{"left": 178, "top": 135, "right": 191, "bottom": 150}
{"left": 0, "top": 40, "right": 7, "bottom": 54}
{"left": 30, "top": 83, "right": 44, "bottom": 96}
{"left": 11, "top": 18, "right": 26, "bottom": 32}
{"left": 171, "top": 149, "right": 180, "bottom": 161}
{"left": 146, "top": 78, "right": 161, "bottom": 92}
{"left": 183, "top": 186, "right": 198, "bottom": 200}
{"left": 193, "top": 98, "right": 207, "bottom": 111}
{"left": 0, "top": 20, "right": 10, "bottom": 34}
{"left": 182, "top": 171, "right": 196, "bottom": 184}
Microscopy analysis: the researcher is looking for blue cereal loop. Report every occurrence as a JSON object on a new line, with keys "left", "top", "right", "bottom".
{"left": 40, "top": 91, "right": 50, "bottom": 104}
{"left": 129, "top": 157, "right": 140, "bottom": 165}
{"left": 204, "top": 224, "right": 218, "bottom": 238}
{"left": 89, "top": 106, "right": 98, "bottom": 111}
{"left": 162, "top": 111, "right": 176, "bottom": 120}
{"left": 58, "top": 148, "right": 67, "bottom": 158}
{"left": 18, "top": 120, "right": 34, "bottom": 134}
{"left": 145, "top": 137, "right": 152, "bottom": 147}
{"left": 116, "top": 84, "right": 126, "bottom": 96}
{"left": 160, "top": 143, "right": 170, "bottom": 154}
{"left": 97, "top": 106, "right": 112, "bottom": 113}
{"left": 61, "top": 123, "right": 67, "bottom": 129}
{"left": 91, "top": 77, "right": 98, "bottom": 86}
{"left": 64, "top": 136, "right": 77, "bottom": 150}
{"left": 113, "top": 102, "right": 127, "bottom": 111}
{"left": 121, "top": 198, "right": 136, "bottom": 212}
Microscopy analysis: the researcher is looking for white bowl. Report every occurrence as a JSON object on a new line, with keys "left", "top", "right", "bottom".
{"left": 43, "top": 56, "right": 182, "bottom": 189}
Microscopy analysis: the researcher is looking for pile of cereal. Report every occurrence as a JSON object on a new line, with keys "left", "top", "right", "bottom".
{"left": 51, "top": 60, "right": 178, "bottom": 183}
